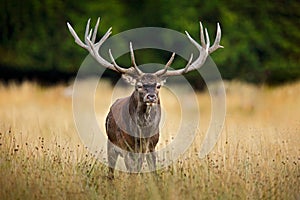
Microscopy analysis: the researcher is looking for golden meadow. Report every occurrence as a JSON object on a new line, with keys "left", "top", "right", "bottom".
{"left": 0, "top": 80, "right": 299, "bottom": 199}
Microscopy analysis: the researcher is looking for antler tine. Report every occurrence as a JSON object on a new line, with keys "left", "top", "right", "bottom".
{"left": 182, "top": 53, "right": 194, "bottom": 73}
{"left": 91, "top": 17, "right": 100, "bottom": 43}
{"left": 155, "top": 52, "right": 175, "bottom": 76}
{"left": 88, "top": 29, "right": 93, "bottom": 40}
{"left": 156, "top": 53, "right": 194, "bottom": 77}
{"left": 166, "top": 52, "right": 176, "bottom": 67}
{"left": 200, "top": 22, "right": 206, "bottom": 49}
{"left": 209, "top": 22, "right": 224, "bottom": 53}
{"left": 108, "top": 49, "right": 128, "bottom": 74}
{"left": 95, "top": 27, "right": 112, "bottom": 47}
{"left": 205, "top": 28, "right": 210, "bottom": 51}
{"left": 90, "top": 27, "right": 112, "bottom": 57}
{"left": 129, "top": 42, "right": 143, "bottom": 75}
{"left": 129, "top": 42, "right": 137, "bottom": 68}
{"left": 185, "top": 30, "right": 203, "bottom": 53}
{"left": 67, "top": 22, "right": 87, "bottom": 49}
{"left": 84, "top": 19, "right": 91, "bottom": 45}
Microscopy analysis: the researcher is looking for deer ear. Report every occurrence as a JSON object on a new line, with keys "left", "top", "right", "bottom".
{"left": 160, "top": 76, "right": 168, "bottom": 86}
{"left": 122, "top": 74, "right": 137, "bottom": 85}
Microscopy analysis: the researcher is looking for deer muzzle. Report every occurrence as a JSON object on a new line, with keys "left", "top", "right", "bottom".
{"left": 144, "top": 93, "right": 158, "bottom": 105}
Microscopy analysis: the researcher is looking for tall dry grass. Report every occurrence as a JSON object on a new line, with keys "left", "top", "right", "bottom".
{"left": 0, "top": 80, "right": 299, "bottom": 199}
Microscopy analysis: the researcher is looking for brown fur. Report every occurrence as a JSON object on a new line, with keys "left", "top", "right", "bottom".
{"left": 105, "top": 75, "right": 162, "bottom": 177}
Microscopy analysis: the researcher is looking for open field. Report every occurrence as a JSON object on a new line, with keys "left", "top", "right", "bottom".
{"left": 0, "top": 80, "right": 299, "bottom": 199}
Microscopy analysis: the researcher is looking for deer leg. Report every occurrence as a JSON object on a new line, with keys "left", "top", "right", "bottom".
{"left": 146, "top": 139, "right": 158, "bottom": 172}
{"left": 146, "top": 151, "right": 157, "bottom": 172}
{"left": 107, "top": 141, "right": 118, "bottom": 179}
{"left": 136, "top": 154, "right": 144, "bottom": 172}
{"left": 124, "top": 153, "right": 134, "bottom": 173}
{"left": 125, "top": 153, "right": 144, "bottom": 173}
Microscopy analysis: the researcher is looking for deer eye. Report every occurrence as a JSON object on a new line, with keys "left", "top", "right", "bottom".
{"left": 136, "top": 82, "right": 143, "bottom": 89}
{"left": 156, "top": 84, "right": 161, "bottom": 89}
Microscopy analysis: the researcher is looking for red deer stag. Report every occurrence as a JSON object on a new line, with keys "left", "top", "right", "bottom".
{"left": 67, "top": 18, "right": 223, "bottom": 178}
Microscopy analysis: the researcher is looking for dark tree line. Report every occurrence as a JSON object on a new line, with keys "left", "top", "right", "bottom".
{"left": 0, "top": 0, "right": 299, "bottom": 86}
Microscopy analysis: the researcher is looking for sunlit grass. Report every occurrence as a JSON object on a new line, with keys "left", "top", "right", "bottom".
{"left": 0, "top": 80, "right": 299, "bottom": 199}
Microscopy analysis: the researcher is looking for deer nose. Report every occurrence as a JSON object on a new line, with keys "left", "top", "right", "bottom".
{"left": 146, "top": 94, "right": 157, "bottom": 102}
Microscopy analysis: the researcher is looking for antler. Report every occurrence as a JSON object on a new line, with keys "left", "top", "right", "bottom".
{"left": 67, "top": 18, "right": 141, "bottom": 75}
{"left": 155, "top": 22, "right": 223, "bottom": 77}
{"left": 67, "top": 18, "right": 223, "bottom": 78}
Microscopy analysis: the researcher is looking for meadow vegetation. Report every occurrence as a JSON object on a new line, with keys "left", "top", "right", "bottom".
{"left": 0, "top": 80, "right": 299, "bottom": 199}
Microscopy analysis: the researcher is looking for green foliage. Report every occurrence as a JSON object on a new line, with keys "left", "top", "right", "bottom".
{"left": 0, "top": 0, "right": 299, "bottom": 85}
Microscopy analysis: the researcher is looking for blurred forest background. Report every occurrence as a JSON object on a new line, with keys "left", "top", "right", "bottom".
{"left": 1, "top": 0, "right": 299, "bottom": 87}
